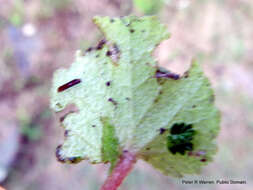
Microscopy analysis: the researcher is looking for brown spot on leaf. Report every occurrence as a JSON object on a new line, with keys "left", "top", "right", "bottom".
{"left": 200, "top": 158, "right": 207, "bottom": 162}
{"left": 108, "top": 98, "right": 118, "bottom": 106}
{"left": 96, "top": 39, "right": 106, "bottom": 50}
{"left": 106, "top": 50, "right": 112, "bottom": 56}
{"left": 106, "top": 81, "right": 111, "bottom": 86}
{"left": 159, "top": 128, "right": 167, "bottom": 134}
{"left": 86, "top": 47, "right": 93, "bottom": 52}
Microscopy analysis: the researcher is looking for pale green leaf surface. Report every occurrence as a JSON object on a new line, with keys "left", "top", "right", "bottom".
{"left": 137, "top": 61, "right": 220, "bottom": 177}
{"left": 50, "top": 16, "right": 220, "bottom": 176}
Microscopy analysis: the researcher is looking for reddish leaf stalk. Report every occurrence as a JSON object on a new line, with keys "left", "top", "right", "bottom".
{"left": 100, "top": 151, "right": 137, "bottom": 190}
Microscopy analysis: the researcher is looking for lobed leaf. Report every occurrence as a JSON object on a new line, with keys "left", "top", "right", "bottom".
{"left": 50, "top": 16, "right": 220, "bottom": 176}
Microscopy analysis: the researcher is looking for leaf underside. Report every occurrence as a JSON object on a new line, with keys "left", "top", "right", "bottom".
{"left": 50, "top": 16, "right": 220, "bottom": 177}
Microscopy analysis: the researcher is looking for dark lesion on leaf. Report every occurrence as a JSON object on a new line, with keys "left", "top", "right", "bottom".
{"left": 106, "top": 81, "right": 111, "bottom": 86}
{"left": 56, "top": 145, "right": 83, "bottom": 164}
{"left": 106, "top": 50, "right": 112, "bottom": 56}
{"left": 200, "top": 158, "right": 207, "bottom": 162}
{"left": 159, "top": 128, "right": 167, "bottom": 134}
{"left": 155, "top": 67, "right": 180, "bottom": 80}
{"left": 56, "top": 145, "right": 67, "bottom": 163}
{"left": 183, "top": 71, "right": 189, "bottom": 78}
{"left": 108, "top": 98, "right": 118, "bottom": 106}
{"left": 64, "top": 130, "right": 70, "bottom": 137}
{"left": 57, "top": 79, "right": 81, "bottom": 92}
{"left": 106, "top": 43, "right": 121, "bottom": 63}
{"left": 96, "top": 39, "right": 106, "bottom": 50}
{"left": 167, "top": 123, "right": 196, "bottom": 155}
{"left": 85, "top": 47, "right": 94, "bottom": 53}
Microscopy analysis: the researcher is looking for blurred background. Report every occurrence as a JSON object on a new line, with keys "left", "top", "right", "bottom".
{"left": 0, "top": 0, "right": 253, "bottom": 189}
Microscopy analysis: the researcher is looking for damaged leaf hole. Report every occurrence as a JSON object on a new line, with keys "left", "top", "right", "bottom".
{"left": 167, "top": 123, "right": 196, "bottom": 155}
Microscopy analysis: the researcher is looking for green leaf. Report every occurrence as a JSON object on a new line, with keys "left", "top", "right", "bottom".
{"left": 101, "top": 117, "right": 120, "bottom": 171}
{"left": 50, "top": 16, "right": 220, "bottom": 176}
{"left": 133, "top": 0, "right": 164, "bottom": 15}
{"left": 137, "top": 61, "right": 220, "bottom": 177}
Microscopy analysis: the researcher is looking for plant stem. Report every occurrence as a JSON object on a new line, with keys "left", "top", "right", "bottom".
{"left": 100, "top": 151, "right": 137, "bottom": 190}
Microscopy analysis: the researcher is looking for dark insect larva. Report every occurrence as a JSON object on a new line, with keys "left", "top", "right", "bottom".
{"left": 57, "top": 79, "right": 81, "bottom": 92}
